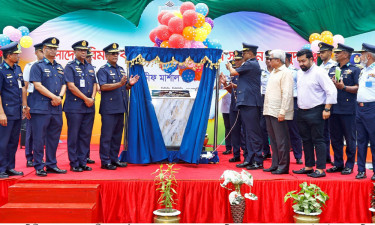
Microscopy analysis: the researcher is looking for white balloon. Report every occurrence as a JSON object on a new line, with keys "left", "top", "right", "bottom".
{"left": 311, "top": 40, "right": 321, "bottom": 53}
{"left": 333, "top": 34, "right": 345, "bottom": 48}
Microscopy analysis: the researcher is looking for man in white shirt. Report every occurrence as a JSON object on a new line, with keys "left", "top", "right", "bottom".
{"left": 262, "top": 50, "right": 294, "bottom": 174}
{"left": 292, "top": 49, "right": 337, "bottom": 178}
{"left": 23, "top": 43, "right": 44, "bottom": 167}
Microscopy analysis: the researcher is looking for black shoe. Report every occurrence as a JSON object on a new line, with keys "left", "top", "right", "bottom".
{"left": 296, "top": 159, "right": 303, "bottom": 164}
{"left": 223, "top": 150, "right": 232, "bottom": 155}
{"left": 326, "top": 166, "right": 344, "bottom": 173}
{"left": 70, "top": 167, "right": 83, "bottom": 172}
{"left": 307, "top": 170, "right": 326, "bottom": 178}
{"left": 236, "top": 161, "right": 250, "bottom": 168}
{"left": 26, "top": 160, "right": 33, "bottom": 167}
{"left": 35, "top": 169, "right": 47, "bottom": 177}
{"left": 355, "top": 172, "right": 366, "bottom": 179}
{"left": 263, "top": 167, "right": 277, "bottom": 172}
{"left": 341, "top": 168, "right": 353, "bottom": 175}
{"left": 46, "top": 167, "right": 67, "bottom": 174}
{"left": 246, "top": 162, "right": 263, "bottom": 170}
{"left": 372, "top": 174, "right": 375, "bottom": 181}
{"left": 87, "top": 158, "right": 95, "bottom": 164}
{"left": 6, "top": 169, "right": 24, "bottom": 176}
{"left": 113, "top": 161, "right": 127, "bottom": 167}
{"left": 326, "top": 159, "right": 334, "bottom": 166}
{"left": 80, "top": 165, "right": 92, "bottom": 171}
{"left": 292, "top": 168, "right": 314, "bottom": 174}
{"left": 0, "top": 172, "right": 9, "bottom": 178}
{"left": 271, "top": 169, "right": 289, "bottom": 175}
{"left": 229, "top": 157, "right": 241, "bottom": 162}
{"left": 101, "top": 164, "right": 117, "bottom": 170}
{"left": 262, "top": 154, "right": 271, "bottom": 159}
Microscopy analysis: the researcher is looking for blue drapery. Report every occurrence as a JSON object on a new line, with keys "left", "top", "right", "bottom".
{"left": 119, "top": 47, "right": 222, "bottom": 164}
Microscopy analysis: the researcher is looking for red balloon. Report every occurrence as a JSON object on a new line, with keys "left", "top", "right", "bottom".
{"left": 183, "top": 10, "right": 198, "bottom": 27}
{"left": 149, "top": 28, "right": 158, "bottom": 43}
{"left": 168, "top": 17, "right": 184, "bottom": 34}
{"left": 156, "top": 25, "right": 172, "bottom": 41}
{"left": 158, "top": 11, "right": 168, "bottom": 24}
{"left": 180, "top": 2, "right": 195, "bottom": 15}
{"left": 161, "top": 12, "right": 175, "bottom": 26}
{"left": 0, "top": 50, "right": 2, "bottom": 57}
{"left": 169, "top": 34, "right": 185, "bottom": 48}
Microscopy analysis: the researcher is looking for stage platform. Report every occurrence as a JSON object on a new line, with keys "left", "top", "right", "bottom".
{"left": 0, "top": 143, "right": 373, "bottom": 223}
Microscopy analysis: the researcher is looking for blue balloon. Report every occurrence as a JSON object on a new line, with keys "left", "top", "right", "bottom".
{"left": 181, "top": 69, "right": 195, "bottom": 83}
{"left": 195, "top": 3, "right": 209, "bottom": 16}
{"left": 162, "top": 63, "right": 178, "bottom": 74}
{"left": 0, "top": 34, "right": 11, "bottom": 47}
{"left": 18, "top": 26, "right": 30, "bottom": 36}
{"left": 302, "top": 44, "right": 311, "bottom": 50}
{"left": 207, "top": 39, "right": 222, "bottom": 49}
{"left": 203, "top": 38, "right": 210, "bottom": 47}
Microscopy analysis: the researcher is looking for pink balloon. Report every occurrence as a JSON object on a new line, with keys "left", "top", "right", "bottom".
{"left": 158, "top": 11, "right": 168, "bottom": 24}
{"left": 180, "top": 2, "right": 195, "bottom": 15}
{"left": 183, "top": 10, "right": 198, "bottom": 27}
{"left": 3, "top": 26, "right": 15, "bottom": 37}
{"left": 9, "top": 29, "right": 22, "bottom": 42}
{"left": 184, "top": 41, "right": 192, "bottom": 48}
{"left": 168, "top": 17, "right": 184, "bottom": 34}
{"left": 156, "top": 25, "right": 172, "bottom": 41}
{"left": 191, "top": 41, "right": 205, "bottom": 48}
{"left": 149, "top": 28, "right": 158, "bottom": 43}
{"left": 333, "top": 34, "right": 345, "bottom": 48}
{"left": 311, "top": 40, "right": 320, "bottom": 53}
{"left": 161, "top": 12, "right": 175, "bottom": 26}
{"left": 169, "top": 34, "right": 185, "bottom": 48}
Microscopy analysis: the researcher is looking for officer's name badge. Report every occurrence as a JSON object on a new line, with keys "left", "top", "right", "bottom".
{"left": 6, "top": 74, "right": 12, "bottom": 78}
{"left": 57, "top": 67, "right": 63, "bottom": 71}
{"left": 44, "top": 69, "right": 50, "bottom": 73}
{"left": 18, "top": 73, "right": 23, "bottom": 77}
{"left": 345, "top": 69, "right": 352, "bottom": 74}
{"left": 110, "top": 73, "right": 115, "bottom": 76}
{"left": 369, "top": 73, "right": 375, "bottom": 78}
{"left": 58, "top": 71, "right": 64, "bottom": 74}
{"left": 89, "top": 70, "right": 94, "bottom": 73}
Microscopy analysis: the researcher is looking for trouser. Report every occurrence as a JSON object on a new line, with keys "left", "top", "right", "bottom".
{"left": 230, "top": 109, "right": 247, "bottom": 159}
{"left": 222, "top": 113, "right": 232, "bottom": 151}
{"left": 100, "top": 113, "right": 124, "bottom": 165}
{"left": 324, "top": 119, "right": 331, "bottom": 161}
{"left": 25, "top": 118, "right": 33, "bottom": 161}
{"left": 287, "top": 98, "right": 302, "bottom": 160}
{"left": 260, "top": 95, "right": 270, "bottom": 155}
{"left": 0, "top": 119, "right": 21, "bottom": 172}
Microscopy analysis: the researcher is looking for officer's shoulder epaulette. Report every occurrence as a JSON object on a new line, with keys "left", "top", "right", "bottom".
{"left": 66, "top": 61, "right": 74, "bottom": 65}
{"left": 37, "top": 60, "right": 44, "bottom": 63}
{"left": 100, "top": 65, "right": 106, "bottom": 69}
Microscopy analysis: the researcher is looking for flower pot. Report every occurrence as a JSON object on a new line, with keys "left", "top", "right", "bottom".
{"left": 153, "top": 209, "right": 181, "bottom": 223}
{"left": 230, "top": 198, "right": 246, "bottom": 223}
{"left": 369, "top": 208, "right": 375, "bottom": 223}
{"left": 293, "top": 211, "right": 321, "bottom": 223}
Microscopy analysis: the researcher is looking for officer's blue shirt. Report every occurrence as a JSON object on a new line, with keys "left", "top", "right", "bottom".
{"left": 230, "top": 76, "right": 239, "bottom": 111}
{"left": 328, "top": 62, "right": 360, "bottom": 114}
{"left": 63, "top": 58, "right": 96, "bottom": 113}
{"left": 0, "top": 62, "right": 23, "bottom": 120}
{"left": 235, "top": 58, "right": 262, "bottom": 107}
{"left": 97, "top": 62, "right": 128, "bottom": 114}
{"left": 260, "top": 69, "right": 271, "bottom": 95}
{"left": 288, "top": 65, "right": 298, "bottom": 97}
{"left": 29, "top": 58, "right": 65, "bottom": 114}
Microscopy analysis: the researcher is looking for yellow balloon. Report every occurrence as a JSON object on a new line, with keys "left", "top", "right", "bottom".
{"left": 202, "top": 22, "right": 212, "bottom": 34}
{"left": 20, "top": 36, "right": 33, "bottom": 48}
{"left": 160, "top": 41, "right": 170, "bottom": 48}
{"left": 183, "top": 26, "right": 196, "bottom": 41}
{"left": 309, "top": 33, "right": 321, "bottom": 43}
{"left": 194, "top": 13, "right": 205, "bottom": 28}
{"left": 321, "top": 34, "right": 333, "bottom": 45}
{"left": 194, "top": 28, "right": 207, "bottom": 42}
{"left": 173, "top": 11, "right": 182, "bottom": 19}
{"left": 321, "top": 31, "right": 333, "bottom": 37}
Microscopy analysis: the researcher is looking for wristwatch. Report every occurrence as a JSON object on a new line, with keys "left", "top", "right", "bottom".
{"left": 22, "top": 105, "right": 27, "bottom": 109}
{"left": 324, "top": 108, "right": 331, "bottom": 112}
{"left": 342, "top": 86, "right": 347, "bottom": 91}
{"left": 91, "top": 97, "right": 95, "bottom": 101}
{"left": 59, "top": 95, "right": 64, "bottom": 99}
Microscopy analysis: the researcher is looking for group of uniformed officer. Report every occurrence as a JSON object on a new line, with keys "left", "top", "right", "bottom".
{"left": 0, "top": 37, "right": 139, "bottom": 178}
{"left": 220, "top": 42, "right": 375, "bottom": 180}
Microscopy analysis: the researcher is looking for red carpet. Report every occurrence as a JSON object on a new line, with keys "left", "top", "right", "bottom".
{"left": 0, "top": 143, "right": 373, "bottom": 223}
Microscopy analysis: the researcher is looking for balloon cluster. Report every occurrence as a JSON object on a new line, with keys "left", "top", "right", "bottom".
{"left": 0, "top": 25, "right": 33, "bottom": 51}
{"left": 149, "top": 2, "right": 221, "bottom": 50}
{"left": 303, "top": 31, "right": 345, "bottom": 53}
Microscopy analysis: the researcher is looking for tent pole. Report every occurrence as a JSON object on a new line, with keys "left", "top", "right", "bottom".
{"left": 213, "top": 66, "right": 220, "bottom": 152}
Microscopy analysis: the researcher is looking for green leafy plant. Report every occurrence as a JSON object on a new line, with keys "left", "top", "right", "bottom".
{"left": 284, "top": 182, "right": 329, "bottom": 215}
{"left": 152, "top": 164, "right": 179, "bottom": 213}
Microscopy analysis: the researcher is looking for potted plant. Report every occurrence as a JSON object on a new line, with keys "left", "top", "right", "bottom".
{"left": 284, "top": 182, "right": 329, "bottom": 223}
{"left": 220, "top": 169, "right": 258, "bottom": 223}
{"left": 369, "top": 183, "right": 375, "bottom": 223}
{"left": 152, "top": 164, "right": 180, "bottom": 223}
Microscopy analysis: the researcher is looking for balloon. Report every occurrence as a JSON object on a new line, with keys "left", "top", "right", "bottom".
{"left": 20, "top": 36, "right": 33, "bottom": 48}
{"left": 155, "top": 37, "right": 163, "bottom": 46}
{"left": 3, "top": 26, "right": 15, "bottom": 37}
{"left": 0, "top": 34, "right": 10, "bottom": 47}
{"left": 149, "top": 28, "right": 158, "bottom": 43}
{"left": 182, "top": 26, "right": 196, "bottom": 41}
{"left": 333, "top": 34, "right": 345, "bottom": 48}
{"left": 194, "top": 28, "right": 207, "bottom": 42}
{"left": 195, "top": 3, "right": 209, "bottom": 16}
{"left": 161, "top": 12, "right": 175, "bottom": 26}
{"left": 194, "top": 13, "right": 205, "bottom": 28}
{"left": 161, "top": 62, "right": 178, "bottom": 74}
{"left": 321, "top": 31, "right": 333, "bottom": 37}
{"left": 191, "top": 41, "right": 205, "bottom": 48}
{"left": 195, "top": 64, "right": 204, "bottom": 73}
{"left": 160, "top": 41, "right": 170, "bottom": 48}
{"left": 203, "top": 38, "right": 210, "bottom": 47}
{"left": 168, "top": 17, "right": 184, "bottom": 34}
{"left": 205, "top": 17, "right": 214, "bottom": 28}
{"left": 310, "top": 40, "right": 320, "bottom": 53}
{"left": 156, "top": 25, "right": 172, "bottom": 41}
{"left": 183, "top": 10, "right": 198, "bottom": 27}
{"left": 173, "top": 11, "right": 182, "bottom": 19}
{"left": 18, "top": 26, "right": 30, "bottom": 36}
{"left": 183, "top": 40, "right": 192, "bottom": 48}
{"left": 0, "top": 50, "right": 2, "bottom": 57}
{"left": 180, "top": 2, "right": 195, "bottom": 15}
{"left": 207, "top": 39, "right": 222, "bottom": 49}
{"left": 302, "top": 44, "right": 311, "bottom": 50}
{"left": 169, "top": 34, "right": 185, "bottom": 48}
{"left": 309, "top": 33, "right": 321, "bottom": 43}
{"left": 321, "top": 35, "right": 333, "bottom": 45}
{"left": 181, "top": 69, "right": 195, "bottom": 82}
{"left": 8, "top": 29, "right": 22, "bottom": 42}
{"left": 158, "top": 11, "right": 168, "bottom": 24}
{"left": 202, "top": 22, "right": 212, "bottom": 34}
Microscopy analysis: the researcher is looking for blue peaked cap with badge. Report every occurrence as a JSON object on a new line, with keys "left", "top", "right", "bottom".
{"left": 33, "top": 43, "right": 43, "bottom": 51}
{"left": 355, "top": 43, "right": 375, "bottom": 54}
{"left": 242, "top": 43, "right": 258, "bottom": 53}
{"left": 1, "top": 42, "right": 21, "bottom": 54}
{"left": 333, "top": 43, "right": 354, "bottom": 53}
{"left": 318, "top": 42, "right": 334, "bottom": 52}
{"left": 233, "top": 50, "right": 243, "bottom": 59}
{"left": 103, "top": 43, "right": 120, "bottom": 53}
{"left": 42, "top": 37, "right": 59, "bottom": 48}
{"left": 72, "top": 40, "right": 89, "bottom": 50}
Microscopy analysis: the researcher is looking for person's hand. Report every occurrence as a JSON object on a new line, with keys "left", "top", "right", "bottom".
{"left": 278, "top": 114, "right": 285, "bottom": 122}
{"left": 226, "top": 62, "right": 232, "bottom": 70}
{"left": 0, "top": 113, "right": 7, "bottom": 126}
{"left": 23, "top": 106, "right": 31, "bottom": 119}
{"left": 84, "top": 97, "right": 94, "bottom": 108}
{"left": 51, "top": 96, "right": 62, "bottom": 106}
{"left": 322, "top": 110, "right": 331, "bottom": 120}
{"left": 129, "top": 75, "right": 140, "bottom": 86}
{"left": 335, "top": 79, "right": 345, "bottom": 90}
{"left": 120, "top": 75, "right": 127, "bottom": 86}
{"left": 96, "top": 84, "right": 101, "bottom": 94}
{"left": 219, "top": 73, "right": 227, "bottom": 85}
